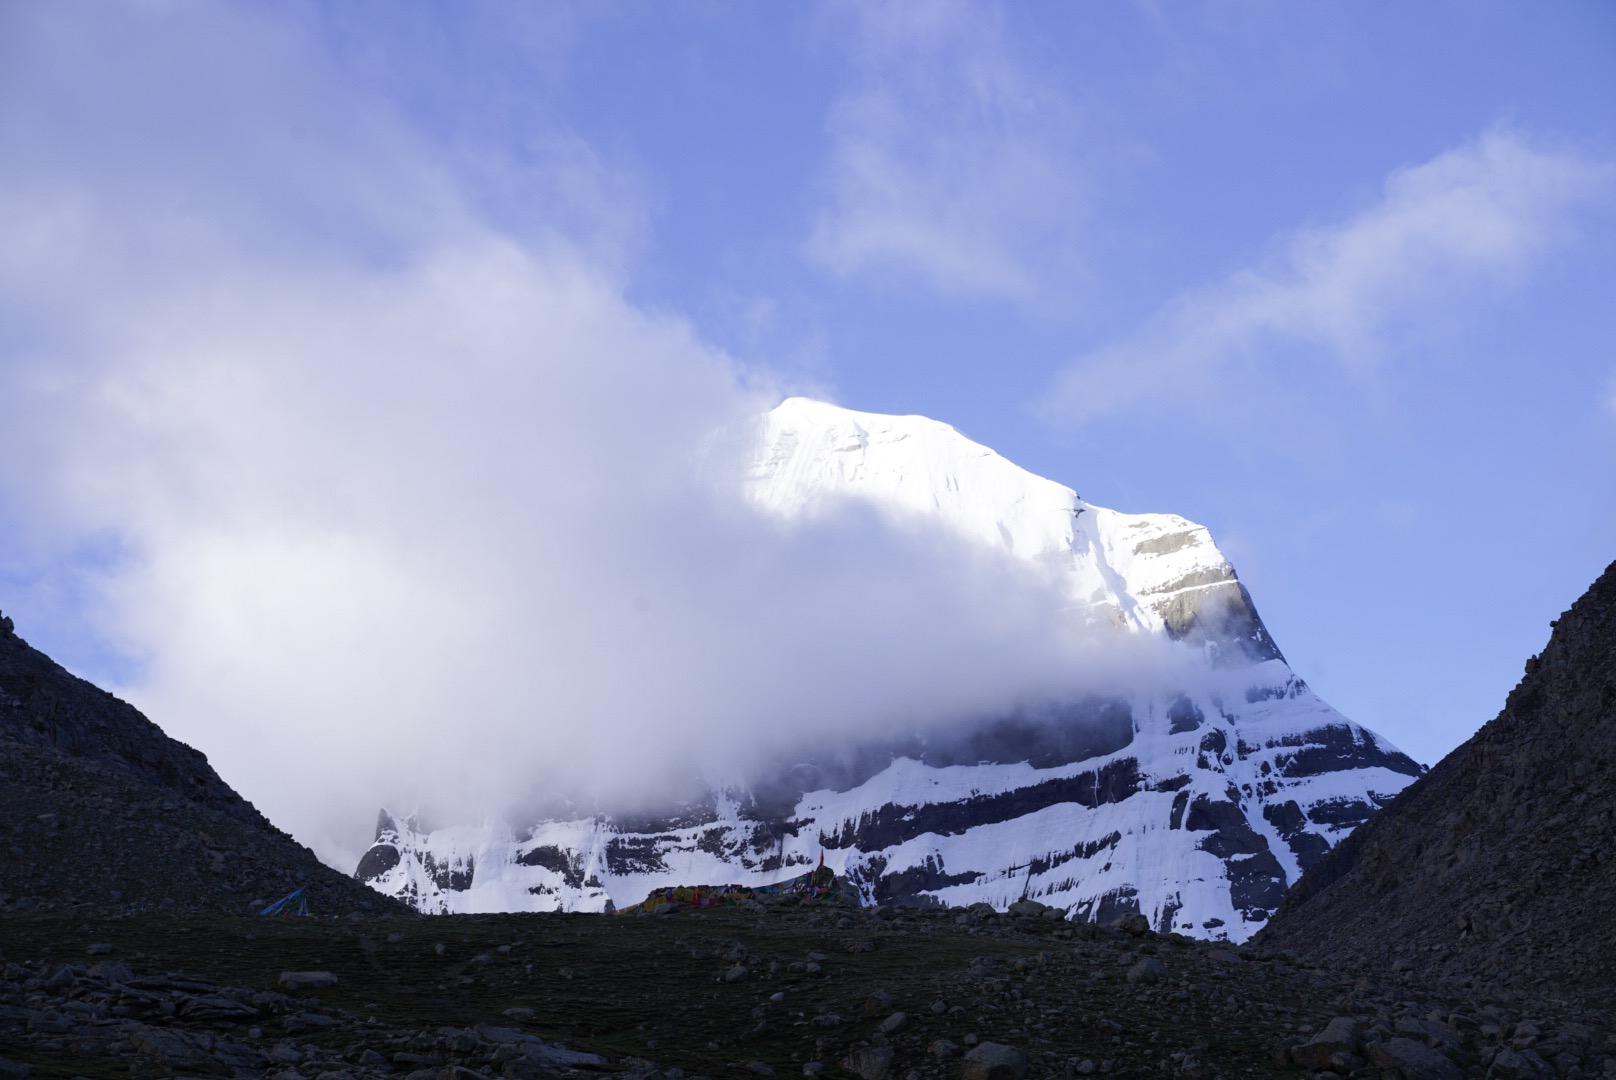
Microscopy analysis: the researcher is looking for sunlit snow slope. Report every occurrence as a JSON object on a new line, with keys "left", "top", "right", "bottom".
{"left": 357, "top": 399, "right": 1420, "bottom": 941}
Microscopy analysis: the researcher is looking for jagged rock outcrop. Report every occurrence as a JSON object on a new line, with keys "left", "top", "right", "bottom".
{"left": 0, "top": 609, "right": 407, "bottom": 916}
{"left": 1256, "top": 560, "right": 1616, "bottom": 1004}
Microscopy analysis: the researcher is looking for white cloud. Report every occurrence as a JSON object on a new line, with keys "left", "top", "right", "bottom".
{"left": 1045, "top": 128, "right": 1614, "bottom": 422}
{"left": 0, "top": 3, "right": 1124, "bottom": 869}
{"left": 806, "top": 0, "right": 1089, "bottom": 302}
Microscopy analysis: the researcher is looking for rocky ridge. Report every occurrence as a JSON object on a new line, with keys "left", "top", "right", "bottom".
{"left": 1256, "top": 560, "right": 1616, "bottom": 1007}
{"left": 0, "top": 609, "right": 403, "bottom": 917}
{"left": 0, "top": 610, "right": 254, "bottom": 822}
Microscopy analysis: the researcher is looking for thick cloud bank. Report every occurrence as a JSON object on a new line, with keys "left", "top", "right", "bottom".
{"left": 0, "top": 5, "right": 1133, "bottom": 868}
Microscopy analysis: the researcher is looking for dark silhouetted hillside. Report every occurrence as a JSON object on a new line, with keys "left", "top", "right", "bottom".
{"left": 1257, "top": 561, "right": 1616, "bottom": 1006}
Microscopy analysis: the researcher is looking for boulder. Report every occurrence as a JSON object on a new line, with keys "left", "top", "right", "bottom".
{"left": 1006, "top": 899, "right": 1048, "bottom": 918}
{"left": 1396, "top": 1015, "right": 1461, "bottom": 1050}
{"left": 1111, "top": 913, "right": 1150, "bottom": 937}
{"left": 961, "top": 1042, "right": 1028, "bottom": 1080}
{"left": 88, "top": 961, "right": 133, "bottom": 983}
{"left": 1364, "top": 1037, "right": 1461, "bottom": 1080}
{"left": 1290, "top": 1017, "right": 1364, "bottom": 1069}
{"left": 277, "top": 971, "right": 338, "bottom": 990}
{"left": 841, "top": 1046, "right": 893, "bottom": 1080}
{"left": 524, "top": 1043, "right": 607, "bottom": 1068}
{"left": 130, "top": 1027, "right": 206, "bottom": 1069}
{"left": 1125, "top": 958, "right": 1166, "bottom": 985}
{"left": 1488, "top": 1048, "right": 1553, "bottom": 1079}
{"left": 863, "top": 991, "right": 893, "bottom": 1015}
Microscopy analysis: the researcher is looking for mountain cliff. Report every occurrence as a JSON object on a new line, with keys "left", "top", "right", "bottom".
{"left": 356, "top": 399, "right": 1420, "bottom": 940}
{"left": 1255, "top": 559, "right": 1616, "bottom": 1002}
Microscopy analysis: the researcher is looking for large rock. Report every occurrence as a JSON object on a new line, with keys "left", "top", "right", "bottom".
{"left": 1125, "top": 958, "right": 1166, "bottom": 985}
{"left": 961, "top": 1042, "right": 1028, "bottom": 1080}
{"left": 1290, "top": 1017, "right": 1363, "bottom": 1069}
{"left": 840, "top": 1046, "right": 892, "bottom": 1080}
{"left": 1488, "top": 1048, "right": 1553, "bottom": 1079}
{"left": 1364, "top": 1037, "right": 1460, "bottom": 1080}
{"left": 278, "top": 971, "right": 338, "bottom": 990}
{"left": 1111, "top": 913, "right": 1150, "bottom": 937}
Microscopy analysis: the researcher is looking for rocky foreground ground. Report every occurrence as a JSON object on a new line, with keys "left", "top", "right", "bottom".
{"left": 2, "top": 897, "right": 1612, "bottom": 1080}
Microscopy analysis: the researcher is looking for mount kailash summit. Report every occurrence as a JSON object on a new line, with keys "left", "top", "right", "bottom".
{"left": 357, "top": 398, "right": 1421, "bottom": 941}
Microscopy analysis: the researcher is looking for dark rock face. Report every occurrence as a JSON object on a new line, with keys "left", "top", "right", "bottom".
{"left": 1256, "top": 560, "right": 1616, "bottom": 1005}
{"left": 819, "top": 756, "right": 1143, "bottom": 854}
{"left": 0, "top": 611, "right": 405, "bottom": 916}
{"left": 1153, "top": 579, "right": 1285, "bottom": 666}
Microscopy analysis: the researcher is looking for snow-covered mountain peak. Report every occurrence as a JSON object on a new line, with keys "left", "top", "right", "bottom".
{"left": 747, "top": 397, "right": 1079, "bottom": 555}
{"left": 357, "top": 398, "right": 1421, "bottom": 940}
{"left": 745, "top": 398, "right": 1274, "bottom": 660}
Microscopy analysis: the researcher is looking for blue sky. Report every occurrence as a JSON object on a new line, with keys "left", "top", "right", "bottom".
{"left": 1, "top": 2, "right": 1613, "bottom": 862}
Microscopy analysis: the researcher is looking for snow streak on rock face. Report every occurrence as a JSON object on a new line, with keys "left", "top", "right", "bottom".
{"left": 357, "top": 399, "right": 1421, "bottom": 941}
